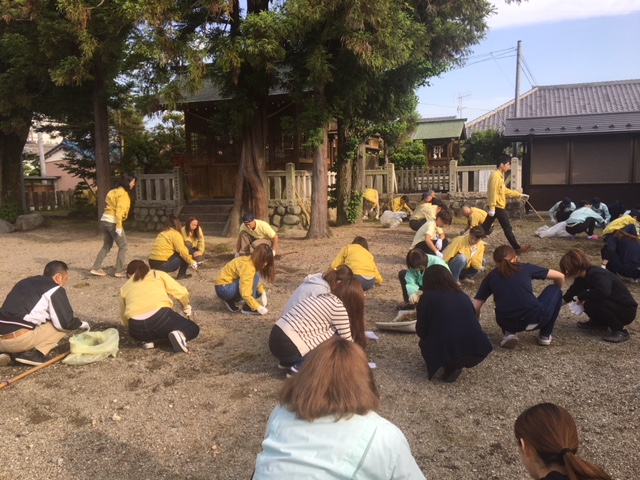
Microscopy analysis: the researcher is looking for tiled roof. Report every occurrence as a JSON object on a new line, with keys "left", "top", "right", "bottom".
{"left": 467, "top": 79, "right": 640, "bottom": 135}
{"left": 411, "top": 117, "right": 467, "bottom": 141}
{"left": 504, "top": 112, "right": 640, "bottom": 138}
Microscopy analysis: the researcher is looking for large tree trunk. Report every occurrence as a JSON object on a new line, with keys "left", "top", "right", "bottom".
{"left": 228, "top": 105, "right": 268, "bottom": 237}
{"left": 349, "top": 140, "right": 367, "bottom": 225}
{"left": 306, "top": 128, "right": 331, "bottom": 239}
{"left": 93, "top": 68, "right": 111, "bottom": 219}
{"left": 335, "top": 119, "right": 352, "bottom": 226}
{"left": 0, "top": 118, "right": 30, "bottom": 207}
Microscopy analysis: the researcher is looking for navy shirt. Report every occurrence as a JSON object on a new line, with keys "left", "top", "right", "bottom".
{"left": 474, "top": 263, "right": 549, "bottom": 319}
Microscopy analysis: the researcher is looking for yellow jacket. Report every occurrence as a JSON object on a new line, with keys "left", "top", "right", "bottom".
{"left": 119, "top": 270, "right": 190, "bottom": 327}
{"left": 467, "top": 207, "right": 488, "bottom": 230}
{"left": 181, "top": 226, "right": 205, "bottom": 255}
{"left": 329, "top": 244, "right": 383, "bottom": 285}
{"left": 149, "top": 229, "right": 195, "bottom": 265}
{"left": 363, "top": 188, "right": 379, "bottom": 205}
{"left": 214, "top": 256, "right": 266, "bottom": 311}
{"left": 102, "top": 187, "right": 131, "bottom": 229}
{"left": 410, "top": 202, "right": 437, "bottom": 221}
{"left": 603, "top": 215, "right": 640, "bottom": 237}
{"left": 391, "top": 197, "right": 412, "bottom": 214}
{"left": 239, "top": 219, "right": 276, "bottom": 240}
{"left": 443, "top": 235, "right": 485, "bottom": 270}
{"left": 487, "top": 169, "right": 521, "bottom": 210}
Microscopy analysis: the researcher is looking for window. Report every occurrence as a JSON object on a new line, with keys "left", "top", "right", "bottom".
{"left": 530, "top": 138, "right": 568, "bottom": 185}
{"left": 571, "top": 137, "right": 631, "bottom": 184}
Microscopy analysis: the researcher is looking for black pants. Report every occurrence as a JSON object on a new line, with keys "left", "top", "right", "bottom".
{"left": 584, "top": 299, "right": 637, "bottom": 332}
{"left": 128, "top": 307, "right": 200, "bottom": 342}
{"left": 443, "top": 355, "right": 487, "bottom": 375}
{"left": 413, "top": 240, "right": 449, "bottom": 257}
{"left": 409, "top": 219, "right": 426, "bottom": 232}
{"left": 566, "top": 217, "right": 596, "bottom": 236}
{"left": 398, "top": 269, "right": 416, "bottom": 302}
{"left": 481, "top": 208, "right": 521, "bottom": 250}
{"left": 556, "top": 210, "right": 572, "bottom": 222}
{"left": 149, "top": 253, "right": 189, "bottom": 277}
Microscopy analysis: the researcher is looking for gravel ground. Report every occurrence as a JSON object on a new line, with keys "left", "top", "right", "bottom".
{"left": 0, "top": 214, "right": 638, "bottom": 480}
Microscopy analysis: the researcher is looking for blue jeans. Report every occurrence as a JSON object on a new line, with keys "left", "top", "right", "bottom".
{"left": 92, "top": 221, "right": 128, "bottom": 272}
{"left": 448, "top": 254, "right": 480, "bottom": 281}
{"left": 215, "top": 273, "right": 261, "bottom": 304}
{"left": 496, "top": 285, "right": 563, "bottom": 337}
{"left": 149, "top": 253, "right": 188, "bottom": 277}
{"left": 354, "top": 275, "right": 376, "bottom": 292}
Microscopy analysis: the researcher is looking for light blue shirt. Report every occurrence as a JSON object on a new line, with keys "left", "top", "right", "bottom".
{"left": 591, "top": 204, "right": 611, "bottom": 224}
{"left": 566, "top": 207, "right": 604, "bottom": 226}
{"left": 254, "top": 405, "right": 427, "bottom": 480}
{"left": 548, "top": 201, "right": 576, "bottom": 220}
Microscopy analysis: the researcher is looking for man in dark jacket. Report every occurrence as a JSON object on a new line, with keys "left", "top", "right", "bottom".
{"left": 0, "top": 261, "right": 89, "bottom": 366}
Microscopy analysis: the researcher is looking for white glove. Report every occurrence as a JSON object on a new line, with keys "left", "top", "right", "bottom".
{"left": 409, "top": 292, "right": 422, "bottom": 304}
{"left": 435, "top": 238, "right": 443, "bottom": 250}
{"left": 551, "top": 218, "right": 557, "bottom": 224}
{"left": 569, "top": 302, "right": 584, "bottom": 315}
{"left": 234, "top": 252, "right": 240, "bottom": 258}
{"left": 435, "top": 251, "right": 444, "bottom": 259}
{"left": 261, "top": 292, "right": 268, "bottom": 307}
{"left": 79, "top": 321, "right": 90, "bottom": 332}
{"left": 190, "top": 263, "right": 198, "bottom": 270}
{"left": 257, "top": 306, "right": 268, "bottom": 315}
{"left": 115, "top": 228, "right": 123, "bottom": 236}
{"left": 488, "top": 210, "right": 495, "bottom": 217}
{"left": 272, "top": 250, "right": 277, "bottom": 256}
{"left": 521, "top": 194, "right": 530, "bottom": 200}
{"left": 183, "top": 305, "right": 192, "bottom": 317}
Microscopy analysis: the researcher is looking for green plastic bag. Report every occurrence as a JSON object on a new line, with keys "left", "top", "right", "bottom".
{"left": 63, "top": 328, "right": 120, "bottom": 366}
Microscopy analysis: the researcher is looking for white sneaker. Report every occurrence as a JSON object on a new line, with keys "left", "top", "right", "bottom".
{"left": 90, "top": 269, "right": 107, "bottom": 276}
{"left": 168, "top": 331, "right": 188, "bottom": 353}
{"left": 537, "top": 335, "right": 552, "bottom": 346}
{"left": 500, "top": 333, "right": 519, "bottom": 348}
{"left": 0, "top": 353, "right": 10, "bottom": 366}
{"left": 141, "top": 342, "right": 155, "bottom": 350}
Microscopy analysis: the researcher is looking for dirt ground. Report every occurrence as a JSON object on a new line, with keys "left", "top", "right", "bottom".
{"left": 0, "top": 213, "right": 639, "bottom": 480}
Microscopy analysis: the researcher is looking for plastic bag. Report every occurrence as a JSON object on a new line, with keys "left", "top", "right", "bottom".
{"left": 380, "top": 210, "right": 407, "bottom": 229}
{"left": 63, "top": 328, "right": 120, "bottom": 365}
{"left": 535, "top": 221, "right": 573, "bottom": 238}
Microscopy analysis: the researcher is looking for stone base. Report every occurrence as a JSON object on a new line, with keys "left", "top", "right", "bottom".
{"left": 268, "top": 201, "right": 310, "bottom": 231}
{"left": 130, "top": 206, "right": 180, "bottom": 231}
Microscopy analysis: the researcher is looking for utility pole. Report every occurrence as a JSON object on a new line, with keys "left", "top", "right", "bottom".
{"left": 512, "top": 40, "right": 522, "bottom": 157}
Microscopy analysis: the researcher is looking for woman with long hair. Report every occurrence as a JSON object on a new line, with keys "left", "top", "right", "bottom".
{"left": 329, "top": 236, "right": 383, "bottom": 291}
{"left": 119, "top": 260, "right": 199, "bottom": 352}
{"left": 560, "top": 248, "right": 637, "bottom": 343}
{"left": 253, "top": 338, "right": 426, "bottom": 479}
{"left": 514, "top": 403, "right": 612, "bottom": 480}
{"left": 416, "top": 265, "right": 492, "bottom": 382}
{"left": 181, "top": 216, "right": 205, "bottom": 259}
{"left": 91, "top": 172, "right": 137, "bottom": 278}
{"left": 269, "top": 277, "right": 365, "bottom": 373}
{"left": 600, "top": 229, "right": 640, "bottom": 281}
{"left": 149, "top": 215, "right": 198, "bottom": 280}
{"left": 281, "top": 265, "right": 353, "bottom": 316}
{"left": 473, "top": 245, "right": 565, "bottom": 348}
{"left": 214, "top": 244, "right": 275, "bottom": 315}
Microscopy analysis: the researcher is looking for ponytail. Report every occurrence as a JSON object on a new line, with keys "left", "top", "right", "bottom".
{"left": 126, "top": 260, "right": 149, "bottom": 282}
{"left": 493, "top": 245, "right": 521, "bottom": 279}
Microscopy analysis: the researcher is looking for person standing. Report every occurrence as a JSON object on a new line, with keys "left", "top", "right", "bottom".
{"left": 473, "top": 245, "right": 565, "bottom": 348}
{"left": 480, "top": 155, "right": 531, "bottom": 254}
{"left": 514, "top": 403, "right": 613, "bottom": 480}
{"left": 0, "top": 261, "right": 89, "bottom": 366}
{"left": 90, "top": 172, "right": 137, "bottom": 277}
{"left": 442, "top": 226, "right": 486, "bottom": 283}
{"left": 560, "top": 248, "right": 637, "bottom": 343}
{"left": 416, "top": 265, "right": 492, "bottom": 382}
{"left": 236, "top": 213, "right": 279, "bottom": 257}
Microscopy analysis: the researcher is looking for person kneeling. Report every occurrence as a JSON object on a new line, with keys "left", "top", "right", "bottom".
{"left": 442, "top": 226, "right": 486, "bottom": 284}
{"left": 120, "top": 260, "right": 199, "bottom": 352}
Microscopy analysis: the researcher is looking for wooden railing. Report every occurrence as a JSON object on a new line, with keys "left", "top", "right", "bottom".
{"left": 134, "top": 167, "right": 184, "bottom": 207}
{"left": 395, "top": 165, "right": 449, "bottom": 193}
{"left": 25, "top": 190, "right": 75, "bottom": 211}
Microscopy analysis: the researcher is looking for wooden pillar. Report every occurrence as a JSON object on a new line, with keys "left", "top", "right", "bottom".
{"left": 449, "top": 160, "right": 458, "bottom": 193}
{"left": 510, "top": 157, "right": 521, "bottom": 191}
{"left": 285, "top": 162, "right": 295, "bottom": 206}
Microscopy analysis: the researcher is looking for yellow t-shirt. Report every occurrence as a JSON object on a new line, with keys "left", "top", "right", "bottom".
{"left": 149, "top": 229, "right": 195, "bottom": 265}
{"left": 329, "top": 244, "right": 383, "bottom": 285}
{"left": 239, "top": 219, "right": 276, "bottom": 240}
{"left": 410, "top": 203, "right": 437, "bottom": 221}
{"left": 214, "top": 256, "right": 266, "bottom": 311}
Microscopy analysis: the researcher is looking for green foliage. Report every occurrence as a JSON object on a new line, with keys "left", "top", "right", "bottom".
{"left": 389, "top": 141, "right": 426, "bottom": 169}
{"left": 346, "top": 190, "right": 364, "bottom": 225}
{"left": 0, "top": 203, "right": 23, "bottom": 224}
{"left": 461, "top": 129, "right": 509, "bottom": 165}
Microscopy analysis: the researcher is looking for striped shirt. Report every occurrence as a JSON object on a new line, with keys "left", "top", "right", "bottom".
{"left": 276, "top": 294, "right": 352, "bottom": 356}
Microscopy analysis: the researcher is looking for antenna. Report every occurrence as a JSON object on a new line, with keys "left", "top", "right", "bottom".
{"left": 457, "top": 92, "right": 471, "bottom": 118}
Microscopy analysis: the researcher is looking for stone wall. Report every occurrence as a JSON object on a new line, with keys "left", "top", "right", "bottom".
{"left": 130, "top": 205, "right": 180, "bottom": 231}
{"left": 268, "top": 200, "right": 311, "bottom": 231}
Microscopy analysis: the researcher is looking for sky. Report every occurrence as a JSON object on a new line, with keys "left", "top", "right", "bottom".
{"left": 416, "top": 0, "right": 640, "bottom": 122}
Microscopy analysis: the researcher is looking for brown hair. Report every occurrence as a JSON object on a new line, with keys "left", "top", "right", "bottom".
{"left": 436, "top": 208, "right": 452, "bottom": 225}
{"left": 493, "top": 245, "right": 521, "bottom": 279}
{"left": 322, "top": 265, "right": 353, "bottom": 290}
{"left": 559, "top": 248, "right": 591, "bottom": 278}
{"left": 515, "top": 403, "right": 612, "bottom": 480}
{"left": 279, "top": 337, "right": 380, "bottom": 421}
{"left": 423, "top": 265, "right": 462, "bottom": 292}
{"left": 351, "top": 236, "right": 369, "bottom": 250}
{"left": 126, "top": 260, "right": 150, "bottom": 281}
{"left": 251, "top": 244, "right": 275, "bottom": 283}
{"left": 613, "top": 229, "right": 640, "bottom": 242}
{"left": 406, "top": 248, "right": 428, "bottom": 270}
{"left": 331, "top": 278, "right": 366, "bottom": 349}
{"left": 185, "top": 216, "right": 200, "bottom": 236}
{"left": 164, "top": 214, "right": 182, "bottom": 232}
{"left": 469, "top": 226, "right": 486, "bottom": 238}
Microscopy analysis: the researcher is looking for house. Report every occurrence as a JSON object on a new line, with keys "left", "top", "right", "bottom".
{"left": 467, "top": 79, "right": 640, "bottom": 209}
{"left": 42, "top": 140, "right": 92, "bottom": 191}
{"left": 411, "top": 116, "right": 467, "bottom": 167}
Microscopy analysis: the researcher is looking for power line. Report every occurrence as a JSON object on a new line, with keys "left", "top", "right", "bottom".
{"left": 521, "top": 54, "right": 538, "bottom": 86}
